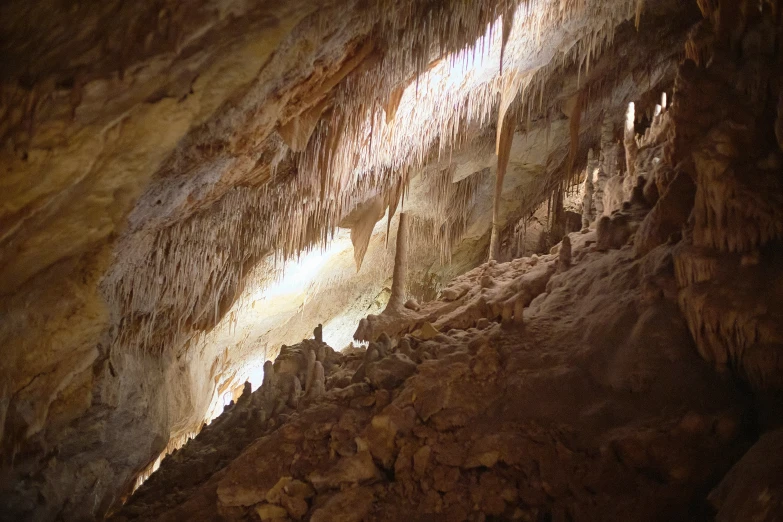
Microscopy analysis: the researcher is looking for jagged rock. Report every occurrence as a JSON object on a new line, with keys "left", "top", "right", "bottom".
{"left": 305, "top": 362, "right": 326, "bottom": 400}
{"left": 635, "top": 170, "right": 695, "bottom": 256}
{"left": 265, "top": 477, "right": 313, "bottom": 505}
{"left": 416, "top": 322, "right": 439, "bottom": 340}
{"left": 582, "top": 150, "right": 596, "bottom": 228}
{"left": 710, "top": 428, "right": 783, "bottom": 521}
{"left": 255, "top": 503, "right": 289, "bottom": 521}
{"left": 558, "top": 235, "right": 572, "bottom": 271}
{"left": 308, "top": 450, "right": 380, "bottom": 491}
{"left": 404, "top": 299, "right": 420, "bottom": 311}
{"left": 15, "top": 4, "right": 783, "bottom": 520}
{"left": 115, "top": 219, "right": 758, "bottom": 522}
{"left": 596, "top": 213, "right": 635, "bottom": 251}
{"left": 280, "top": 493, "right": 309, "bottom": 520}
{"left": 309, "top": 486, "right": 375, "bottom": 522}
{"left": 314, "top": 324, "right": 323, "bottom": 343}
{"left": 362, "top": 405, "right": 417, "bottom": 468}
{"left": 365, "top": 354, "right": 417, "bottom": 390}
{"left": 396, "top": 337, "right": 413, "bottom": 357}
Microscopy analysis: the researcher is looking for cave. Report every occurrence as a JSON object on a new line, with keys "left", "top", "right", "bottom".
{"left": 2, "top": 0, "right": 783, "bottom": 520}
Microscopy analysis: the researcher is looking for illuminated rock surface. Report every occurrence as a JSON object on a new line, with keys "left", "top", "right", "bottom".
{"left": 1, "top": 0, "right": 782, "bottom": 520}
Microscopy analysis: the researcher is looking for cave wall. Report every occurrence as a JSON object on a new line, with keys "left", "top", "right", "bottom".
{"left": 0, "top": 0, "right": 721, "bottom": 519}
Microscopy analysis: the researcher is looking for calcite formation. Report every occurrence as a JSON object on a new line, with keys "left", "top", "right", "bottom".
{"left": 111, "top": 198, "right": 755, "bottom": 522}
{"left": 2, "top": 0, "right": 783, "bottom": 520}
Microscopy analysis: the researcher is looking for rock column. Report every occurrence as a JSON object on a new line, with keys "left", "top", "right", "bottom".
{"left": 387, "top": 212, "right": 409, "bottom": 311}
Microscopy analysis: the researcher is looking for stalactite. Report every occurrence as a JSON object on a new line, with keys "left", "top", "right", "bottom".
{"left": 635, "top": 0, "right": 644, "bottom": 29}
{"left": 489, "top": 108, "right": 516, "bottom": 260}
{"left": 624, "top": 101, "right": 638, "bottom": 180}
{"left": 567, "top": 90, "right": 585, "bottom": 184}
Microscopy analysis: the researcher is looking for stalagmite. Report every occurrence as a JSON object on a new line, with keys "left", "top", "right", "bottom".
{"left": 237, "top": 382, "right": 252, "bottom": 405}
{"left": 352, "top": 342, "right": 382, "bottom": 384}
{"left": 386, "top": 212, "right": 409, "bottom": 312}
{"left": 624, "top": 102, "right": 638, "bottom": 180}
{"left": 305, "top": 362, "right": 325, "bottom": 400}
{"left": 280, "top": 375, "right": 302, "bottom": 411}
{"left": 559, "top": 235, "right": 572, "bottom": 271}
{"left": 314, "top": 324, "right": 323, "bottom": 344}
{"left": 261, "top": 361, "right": 276, "bottom": 394}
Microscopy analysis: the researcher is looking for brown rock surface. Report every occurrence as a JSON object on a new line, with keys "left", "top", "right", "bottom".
{"left": 4, "top": 0, "right": 783, "bottom": 520}
{"left": 111, "top": 201, "right": 756, "bottom": 521}
{"left": 710, "top": 428, "right": 783, "bottom": 522}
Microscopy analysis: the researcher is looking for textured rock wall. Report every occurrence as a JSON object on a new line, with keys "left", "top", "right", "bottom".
{"left": 110, "top": 22, "right": 783, "bottom": 517}
{"left": 111, "top": 204, "right": 755, "bottom": 522}
{"left": 666, "top": 18, "right": 783, "bottom": 391}
{"left": 0, "top": 0, "right": 708, "bottom": 519}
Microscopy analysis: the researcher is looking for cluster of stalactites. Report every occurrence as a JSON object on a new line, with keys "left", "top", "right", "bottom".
{"left": 301, "top": 0, "right": 641, "bottom": 244}
{"left": 409, "top": 167, "right": 490, "bottom": 265}
{"left": 108, "top": 0, "right": 646, "bottom": 353}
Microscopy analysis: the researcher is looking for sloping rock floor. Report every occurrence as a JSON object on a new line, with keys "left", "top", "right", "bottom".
{"left": 111, "top": 213, "right": 762, "bottom": 522}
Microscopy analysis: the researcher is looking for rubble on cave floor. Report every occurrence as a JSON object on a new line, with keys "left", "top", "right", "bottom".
{"left": 113, "top": 24, "right": 783, "bottom": 519}
{"left": 112, "top": 209, "right": 755, "bottom": 522}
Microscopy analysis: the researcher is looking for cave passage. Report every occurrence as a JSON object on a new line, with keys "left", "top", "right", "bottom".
{"left": 1, "top": 0, "right": 783, "bottom": 520}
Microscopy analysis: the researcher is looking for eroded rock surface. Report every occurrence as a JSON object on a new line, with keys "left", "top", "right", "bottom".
{"left": 112, "top": 214, "right": 754, "bottom": 521}
{"left": 110, "top": 17, "right": 783, "bottom": 517}
{"left": 3, "top": 0, "right": 783, "bottom": 520}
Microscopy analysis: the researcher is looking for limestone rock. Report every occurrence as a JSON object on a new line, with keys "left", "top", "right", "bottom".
{"left": 635, "top": 170, "right": 695, "bottom": 256}
{"left": 309, "top": 487, "right": 375, "bottom": 522}
{"left": 710, "top": 429, "right": 783, "bottom": 522}
{"left": 308, "top": 451, "right": 380, "bottom": 491}
{"left": 365, "top": 354, "right": 417, "bottom": 390}
{"left": 255, "top": 503, "right": 289, "bottom": 521}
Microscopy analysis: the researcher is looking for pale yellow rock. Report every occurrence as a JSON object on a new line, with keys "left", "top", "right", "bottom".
{"left": 417, "top": 322, "right": 439, "bottom": 341}
{"left": 265, "top": 476, "right": 294, "bottom": 504}
{"left": 255, "top": 503, "right": 289, "bottom": 520}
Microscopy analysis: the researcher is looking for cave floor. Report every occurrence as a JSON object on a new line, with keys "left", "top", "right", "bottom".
{"left": 113, "top": 223, "right": 755, "bottom": 522}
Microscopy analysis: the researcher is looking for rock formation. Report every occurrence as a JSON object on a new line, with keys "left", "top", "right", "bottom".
{"left": 2, "top": 0, "right": 783, "bottom": 520}
{"left": 110, "top": 165, "right": 765, "bottom": 520}
{"left": 582, "top": 148, "right": 597, "bottom": 228}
